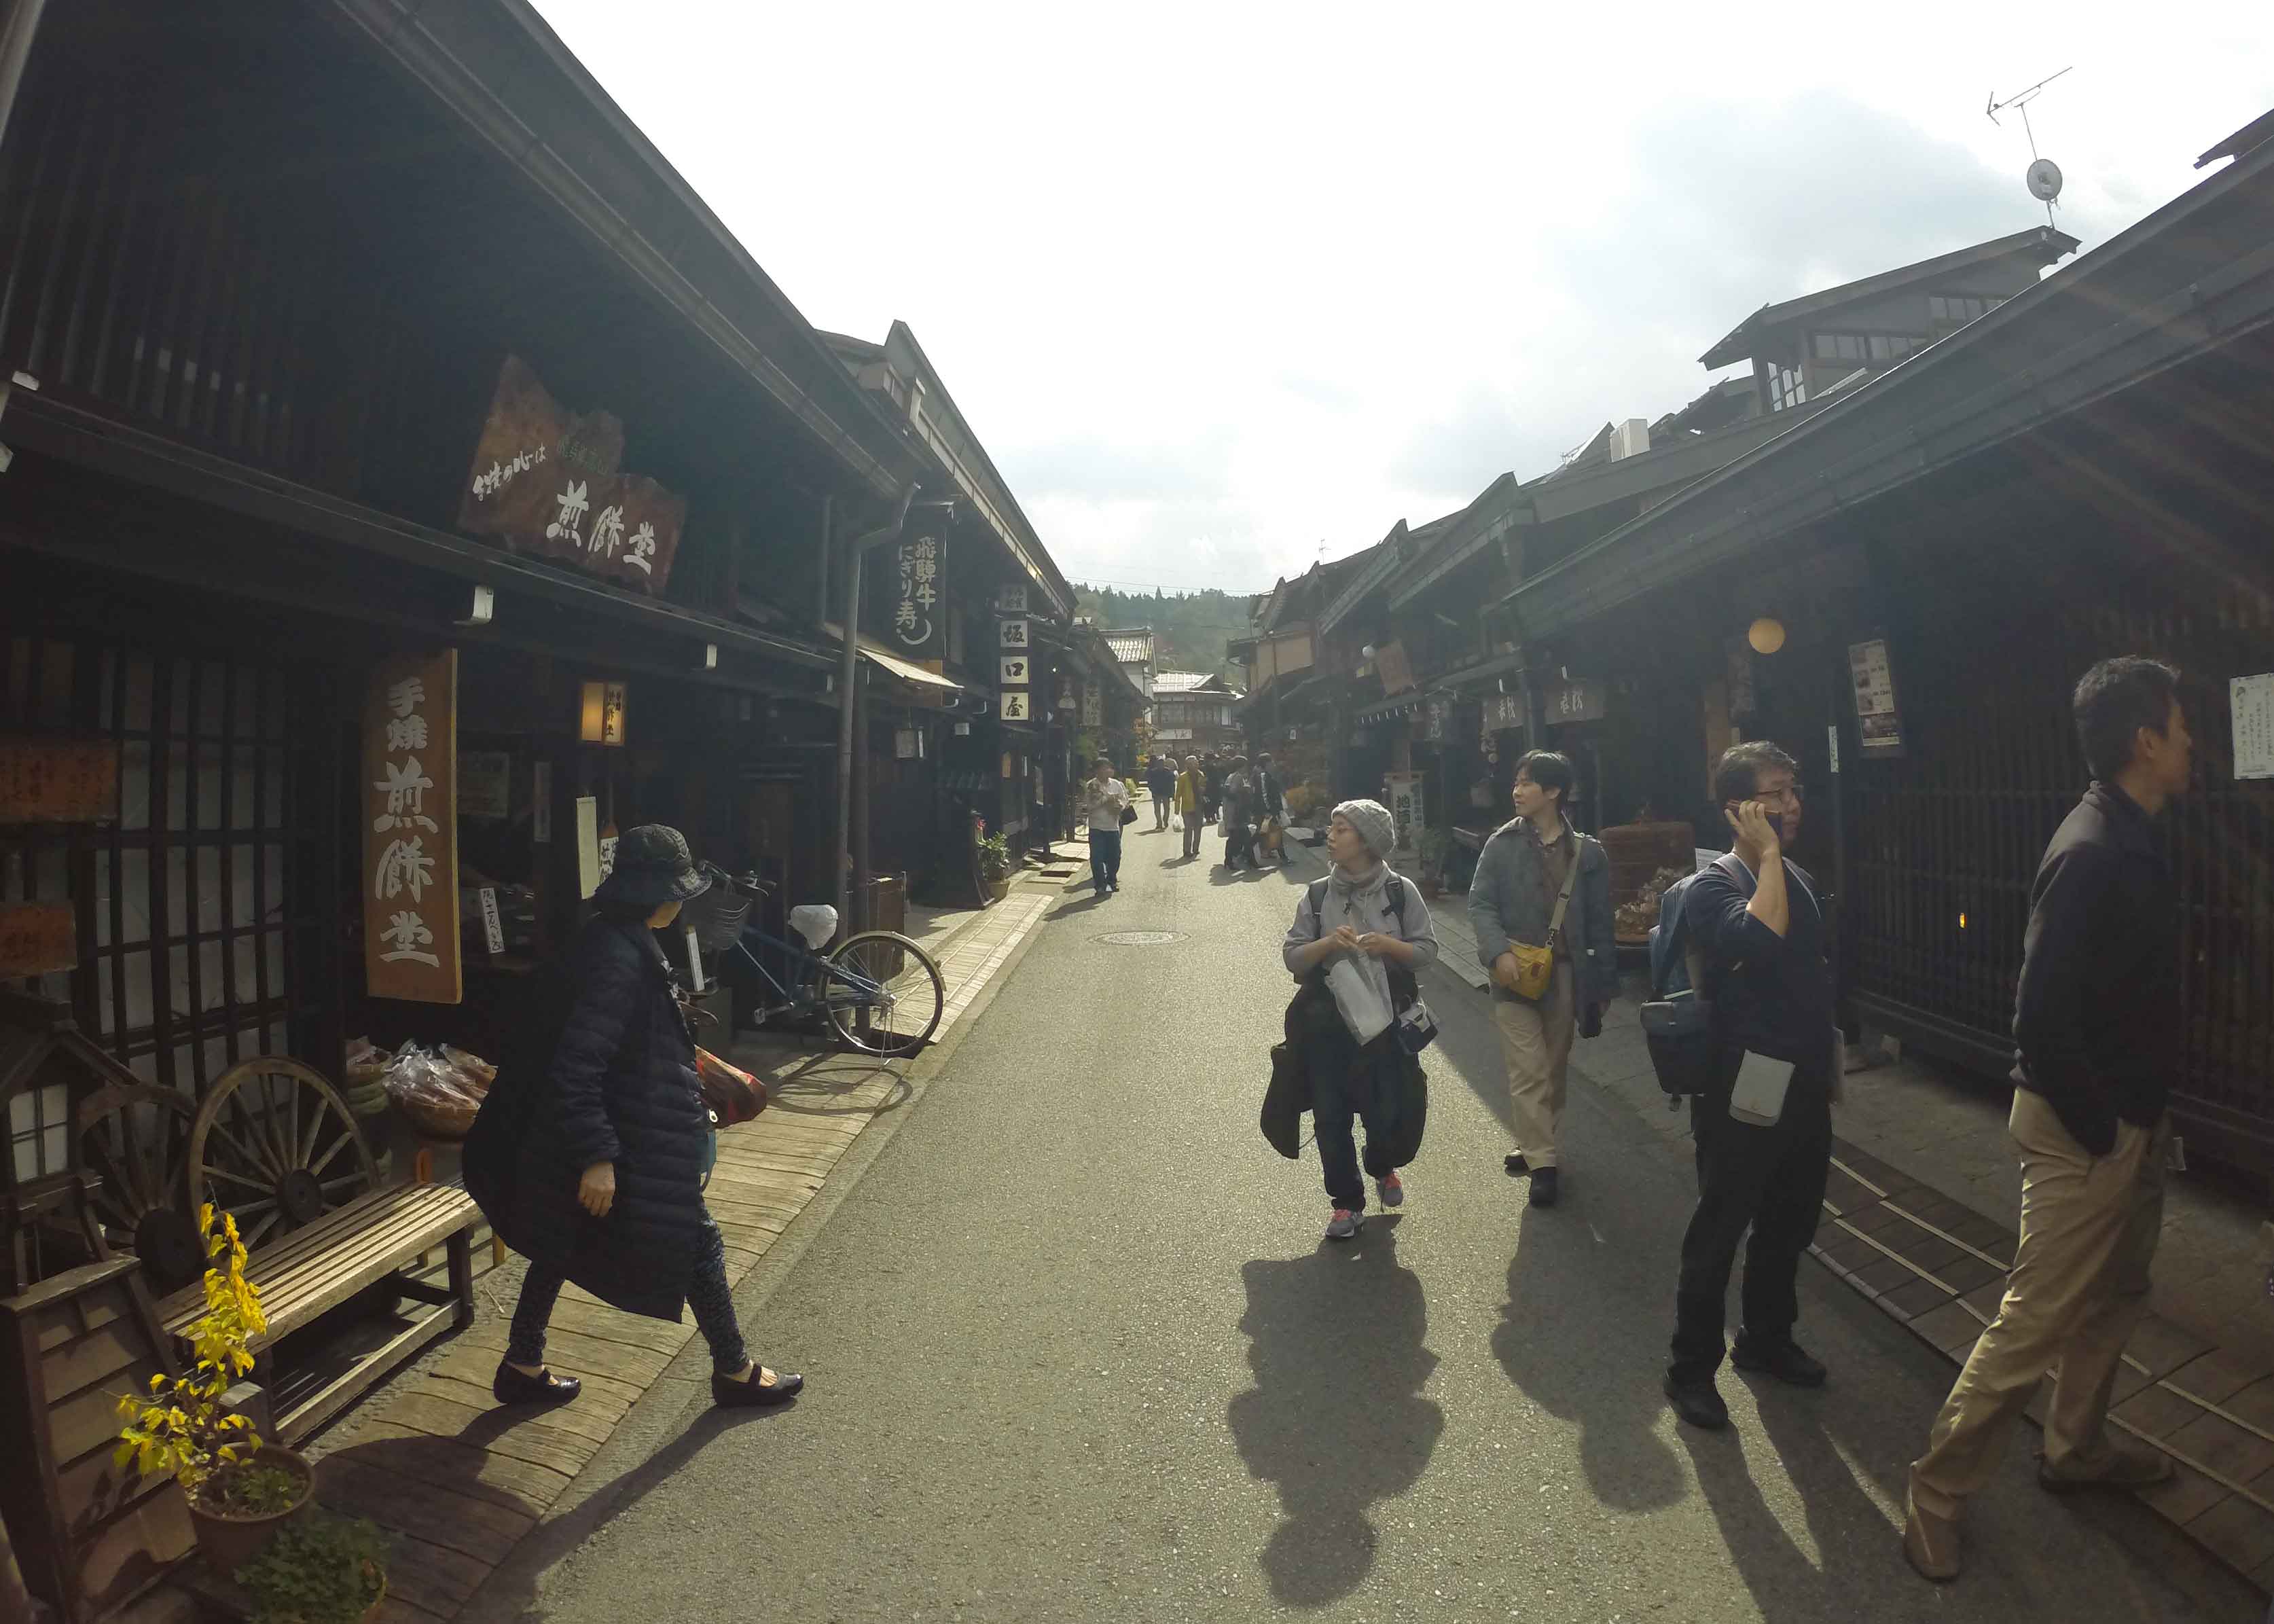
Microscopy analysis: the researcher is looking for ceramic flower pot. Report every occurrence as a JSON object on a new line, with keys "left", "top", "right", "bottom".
{"left": 187, "top": 1447, "right": 317, "bottom": 1576}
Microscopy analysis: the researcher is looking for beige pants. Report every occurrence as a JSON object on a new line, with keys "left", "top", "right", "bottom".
{"left": 1492, "top": 960, "right": 1575, "bottom": 1168}
{"left": 1910, "top": 1087, "right": 2167, "bottom": 1518}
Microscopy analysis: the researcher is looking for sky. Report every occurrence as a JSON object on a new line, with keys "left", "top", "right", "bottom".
{"left": 532, "top": 1, "right": 2274, "bottom": 596}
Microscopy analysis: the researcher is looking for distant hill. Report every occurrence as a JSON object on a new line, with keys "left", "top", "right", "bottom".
{"left": 1076, "top": 585, "right": 1253, "bottom": 683}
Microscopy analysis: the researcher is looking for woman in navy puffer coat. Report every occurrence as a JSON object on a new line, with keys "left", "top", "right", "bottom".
{"left": 471, "top": 825, "right": 801, "bottom": 1411}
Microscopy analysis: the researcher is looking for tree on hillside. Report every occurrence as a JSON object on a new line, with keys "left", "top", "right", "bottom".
{"left": 1074, "top": 585, "right": 1255, "bottom": 681}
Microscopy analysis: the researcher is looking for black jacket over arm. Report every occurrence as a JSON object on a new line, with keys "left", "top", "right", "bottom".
{"left": 465, "top": 916, "right": 712, "bottom": 1322}
{"left": 2012, "top": 784, "right": 2179, "bottom": 1155}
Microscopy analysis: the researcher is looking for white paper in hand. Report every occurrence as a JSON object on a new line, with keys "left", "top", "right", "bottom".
{"left": 1326, "top": 958, "right": 1394, "bottom": 1045}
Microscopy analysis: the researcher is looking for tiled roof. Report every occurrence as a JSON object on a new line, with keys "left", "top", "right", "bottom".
{"left": 1106, "top": 632, "right": 1154, "bottom": 664}
{"left": 1153, "top": 670, "right": 1216, "bottom": 693}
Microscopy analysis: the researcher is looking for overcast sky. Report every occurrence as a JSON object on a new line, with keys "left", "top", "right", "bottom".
{"left": 534, "top": 1, "right": 2274, "bottom": 596}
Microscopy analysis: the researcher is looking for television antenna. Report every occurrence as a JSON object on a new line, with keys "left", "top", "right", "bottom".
{"left": 1987, "top": 67, "right": 2072, "bottom": 225}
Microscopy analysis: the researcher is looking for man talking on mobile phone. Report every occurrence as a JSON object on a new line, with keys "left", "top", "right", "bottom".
{"left": 1663, "top": 740, "right": 1837, "bottom": 1432}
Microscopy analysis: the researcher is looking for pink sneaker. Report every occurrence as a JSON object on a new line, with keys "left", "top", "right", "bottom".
{"left": 1377, "top": 1172, "right": 1405, "bottom": 1208}
{"left": 1324, "top": 1208, "right": 1364, "bottom": 1240}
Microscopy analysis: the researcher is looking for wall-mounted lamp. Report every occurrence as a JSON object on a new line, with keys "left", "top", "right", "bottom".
{"left": 456, "top": 585, "right": 496, "bottom": 627}
{"left": 579, "top": 681, "right": 628, "bottom": 746}
{"left": 698, "top": 643, "right": 719, "bottom": 671}
{"left": 1747, "top": 617, "right": 1787, "bottom": 655}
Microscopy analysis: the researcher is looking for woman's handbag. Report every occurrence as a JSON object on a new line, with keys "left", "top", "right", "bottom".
{"left": 1505, "top": 852, "right": 1579, "bottom": 1002}
{"left": 1119, "top": 801, "right": 1138, "bottom": 827}
{"left": 1394, "top": 997, "right": 1439, "bottom": 1056}
{"left": 695, "top": 1046, "right": 768, "bottom": 1125}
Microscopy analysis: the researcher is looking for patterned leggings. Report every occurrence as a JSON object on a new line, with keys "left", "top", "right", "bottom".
{"left": 507, "top": 1210, "right": 747, "bottom": 1376}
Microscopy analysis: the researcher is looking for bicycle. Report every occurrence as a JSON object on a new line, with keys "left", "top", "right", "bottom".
{"left": 712, "top": 873, "right": 946, "bottom": 1058}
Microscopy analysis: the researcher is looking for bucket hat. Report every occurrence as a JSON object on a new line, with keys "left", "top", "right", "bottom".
{"left": 594, "top": 824, "right": 711, "bottom": 909}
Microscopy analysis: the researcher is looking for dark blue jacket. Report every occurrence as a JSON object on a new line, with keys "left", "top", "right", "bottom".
{"left": 1689, "top": 853, "right": 1833, "bottom": 1081}
{"left": 2012, "top": 784, "right": 2178, "bottom": 1154}
{"left": 466, "top": 917, "right": 711, "bottom": 1322}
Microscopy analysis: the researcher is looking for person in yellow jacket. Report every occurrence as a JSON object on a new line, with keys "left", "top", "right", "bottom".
{"left": 1175, "top": 754, "right": 1205, "bottom": 860}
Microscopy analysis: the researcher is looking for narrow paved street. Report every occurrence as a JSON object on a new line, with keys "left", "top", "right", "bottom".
{"left": 519, "top": 827, "right": 2245, "bottom": 1624}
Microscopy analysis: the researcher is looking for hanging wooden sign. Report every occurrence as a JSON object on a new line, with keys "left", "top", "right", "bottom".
{"left": 457, "top": 355, "right": 686, "bottom": 595}
{"left": 362, "top": 649, "right": 462, "bottom": 1004}
{"left": 0, "top": 738, "right": 117, "bottom": 825}
{"left": 873, "top": 534, "right": 948, "bottom": 661}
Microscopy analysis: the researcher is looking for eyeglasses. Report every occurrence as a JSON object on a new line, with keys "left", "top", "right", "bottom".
{"left": 1756, "top": 784, "right": 1805, "bottom": 808}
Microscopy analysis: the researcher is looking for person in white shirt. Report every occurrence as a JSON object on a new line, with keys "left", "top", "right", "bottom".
{"left": 1081, "top": 757, "right": 1130, "bottom": 895}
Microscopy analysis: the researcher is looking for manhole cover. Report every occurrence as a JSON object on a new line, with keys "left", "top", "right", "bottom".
{"left": 1095, "top": 930, "right": 1184, "bottom": 946}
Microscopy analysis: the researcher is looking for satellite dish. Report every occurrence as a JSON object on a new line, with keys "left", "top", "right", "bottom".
{"left": 2026, "top": 158, "right": 2064, "bottom": 202}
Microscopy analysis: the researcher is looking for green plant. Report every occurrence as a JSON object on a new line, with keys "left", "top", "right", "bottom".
{"left": 115, "top": 1204, "right": 269, "bottom": 1500}
{"left": 236, "top": 1514, "right": 389, "bottom": 1624}
{"left": 977, "top": 832, "right": 1011, "bottom": 883}
{"left": 1416, "top": 827, "right": 1452, "bottom": 872}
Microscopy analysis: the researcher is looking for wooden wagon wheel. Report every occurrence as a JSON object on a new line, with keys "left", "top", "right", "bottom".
{"left": 76, "top": 1082, "right": 205, "bottom": 1293}
{"left": 187, "top": 1058, "right": 379, "bottom": 1250}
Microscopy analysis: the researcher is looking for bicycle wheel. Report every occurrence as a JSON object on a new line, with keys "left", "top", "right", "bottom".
{"left": 820, "top": 931, "right": 945, "bottom": 1056}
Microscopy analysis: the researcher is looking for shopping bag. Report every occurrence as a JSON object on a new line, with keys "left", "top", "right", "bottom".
{"left": 1170, "top": 812, "right": 1184, "bottom": 832}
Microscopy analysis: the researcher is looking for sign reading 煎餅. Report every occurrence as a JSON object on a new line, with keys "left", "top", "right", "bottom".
{"left": 875, "top": 534, "right": 949, "bottom": 662}
{"left": 363, "top": 651, "right": 461, "bottom": 1004}
{"left": 458, "top": 356, "right": 687, "bottom": 596}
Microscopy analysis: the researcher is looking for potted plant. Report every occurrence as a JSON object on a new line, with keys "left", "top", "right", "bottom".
{"left": 1415, "top": 828, "right": 1451, "bottom": 899}
{"left": 234, "top": 1513, "right": 391, "bottom": 1624}
{"left": 115, "top": 1205, "right": 315, "bottom": 1576}
{"left": 977, "top": 831, "right": 1012, "bottom": 902}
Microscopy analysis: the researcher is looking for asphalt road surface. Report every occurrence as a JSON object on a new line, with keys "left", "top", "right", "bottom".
{"left": 520, "top": 827, "right": 2256, "bottom": 1624}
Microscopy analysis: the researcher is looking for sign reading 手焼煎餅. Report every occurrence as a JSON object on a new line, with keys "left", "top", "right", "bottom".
{"left": 363, "top": 650, "right": 461, "bottom": 1005}
{"left": 873, "top": 535, "right": 948, "bottom": 662}
{"left": 458, "top": 356, "right": 687, "bottom": 596}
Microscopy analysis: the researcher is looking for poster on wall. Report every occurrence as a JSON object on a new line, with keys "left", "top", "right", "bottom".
{"left": 362, "top": 649, "right": 461, "bottom": 1005}
{"left": 1847, "top": 636, "right": 1905, "bottom": 755}
{"left": 2232, "top": 674, "right": 2274, "bottom": 780}
{"left": 460, "top": 751, "right": 512, "bottom": 820}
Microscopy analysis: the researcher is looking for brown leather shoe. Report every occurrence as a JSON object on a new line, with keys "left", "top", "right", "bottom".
{"left": 2038, "top": 1441, "right": 2174, "bottom": 1494}
{"left": 1902, "top": 1490, "right": 1960, "bottom": 1582}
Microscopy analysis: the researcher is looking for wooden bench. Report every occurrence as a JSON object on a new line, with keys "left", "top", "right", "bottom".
{"left": 156, "top": 1184, "right": 477, "bottom": 1445}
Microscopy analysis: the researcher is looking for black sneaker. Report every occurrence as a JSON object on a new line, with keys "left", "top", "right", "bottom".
{"left": 1528, "top": 1167, "right": 1560, "bottom": 1207}
{"left": 1504, "top": 1152, "right": 1530, "bottom": 1176}
{"left": 1663, "top": 1372, "right": 1729, "bottom": 1430}
{"left": 1731, "top": 1337, "right": 1828, "bottom": 1388}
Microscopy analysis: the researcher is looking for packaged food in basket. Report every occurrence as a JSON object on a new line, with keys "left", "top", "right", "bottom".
{"left": 382, "top": 1043, "right": 488, "bottom": 1140}
{"left": 439, "top": 1045, "right": 499, "bottom": 1087}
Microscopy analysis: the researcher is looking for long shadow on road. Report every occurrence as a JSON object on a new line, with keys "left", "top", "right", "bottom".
{"left": 1227, "top": 1216, "right": 1445, "bottom": 1608}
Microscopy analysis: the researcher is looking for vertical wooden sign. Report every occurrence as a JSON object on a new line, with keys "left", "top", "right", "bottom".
{"left": 363, "top": 649, "right": 463, "bottom": 1003}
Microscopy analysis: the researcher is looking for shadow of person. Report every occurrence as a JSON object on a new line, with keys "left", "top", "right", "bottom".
{"left": 1227, "top": 1217, "right": 1445, "bottom": 1608}
{"left": 1493, "top": 1204, "right": 1685, "bottom": 1514}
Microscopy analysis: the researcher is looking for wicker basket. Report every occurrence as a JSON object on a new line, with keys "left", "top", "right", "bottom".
{"left": 397, "top": 1090, "right": 480, "bottom": 1141}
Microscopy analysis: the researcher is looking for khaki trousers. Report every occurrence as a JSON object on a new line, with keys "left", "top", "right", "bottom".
{"left": 1909, "top": 1087, "right": 2167, "bottom": 1518}
{"left": 1491, "top": 961, "right": 1575, "bottom": 1168}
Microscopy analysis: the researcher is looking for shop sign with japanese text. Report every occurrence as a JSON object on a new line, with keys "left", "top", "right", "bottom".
{"left": 363, "top": 650, "right": 461, "bottom": 1004}
{"left": 0, "top": 738, "right": 118, "bottom": 825}
{"left": 458, "top": 355, "right": 686, "bottom": 596}
{"left": 1549, "top": 679, "right": 1606, "bottom": 725}
{"left": 874, "top": 534, "right": 948, "bottom": 661}
{"left": 999, "top": 617, "right": 1030, "bottom": 651}
{"left": 997, "top": 581, "right": 1028, "bottom": 614}
{"left": 0, "top": 901, "right": 75, "bottom": 979}
{"left": 1083, "top": 688, "right": 1102, "bottom": 727}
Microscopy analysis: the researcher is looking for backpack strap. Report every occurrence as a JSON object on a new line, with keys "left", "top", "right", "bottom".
{"left": 1307, "top": 877, "right": 1330, "bottom": 942}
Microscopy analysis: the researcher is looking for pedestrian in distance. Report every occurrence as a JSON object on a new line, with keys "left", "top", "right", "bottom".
{"left": 1178, "top": 754, "right": 1206, "bottom": 859}
{"left": 1255, "top": 752, "right": 1293, "bottom": 867}
{"left": 1467, "top": 750, "right": 1615, "bottom": 1209}
{"left": 1223, "top": 756, "right": 1260, "bottom": 872}
{"left": 1202, "top": 753, "right": 1223, "bottom": 827}
{"left": 1282, "top": 799, "right": 1441, "bottom": 1241}
{"left": 1663, "top": 741, "right": 1835, "bottom": 1432}
{"left": 1081, "top": 756, "right": 1131, "bottom": 895}
{"left": 1902, "top": 658, "right": 2188, "bottom": 1581}
{"left": 466, "top": 826, "right": 800, "bottom": 1412}
{"left": 1147, "top": 753, "right": 1176, "bottom": 830}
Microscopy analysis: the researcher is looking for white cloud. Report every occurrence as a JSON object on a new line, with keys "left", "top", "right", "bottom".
{"left": 533, "top": 0, "right": 2274, "bottom": 590}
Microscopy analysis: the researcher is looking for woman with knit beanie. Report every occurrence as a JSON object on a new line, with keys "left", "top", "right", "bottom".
{"left": 1281, "top": 799, "right": 1440, "bottom": 1240}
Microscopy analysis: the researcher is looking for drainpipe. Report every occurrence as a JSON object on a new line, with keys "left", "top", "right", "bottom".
{"left": 833, "top": 484, "right": 916, "bottom": 938}
{"left": 814, "top": 493, "right": 833, "bottom": 628}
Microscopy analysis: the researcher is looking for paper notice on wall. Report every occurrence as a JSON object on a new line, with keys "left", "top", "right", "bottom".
{"left": 2232, "top": 674, "right": 2274, "bottom": 780}
{"left": 575, "top": 796, "right": 601, "bottom": 899}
